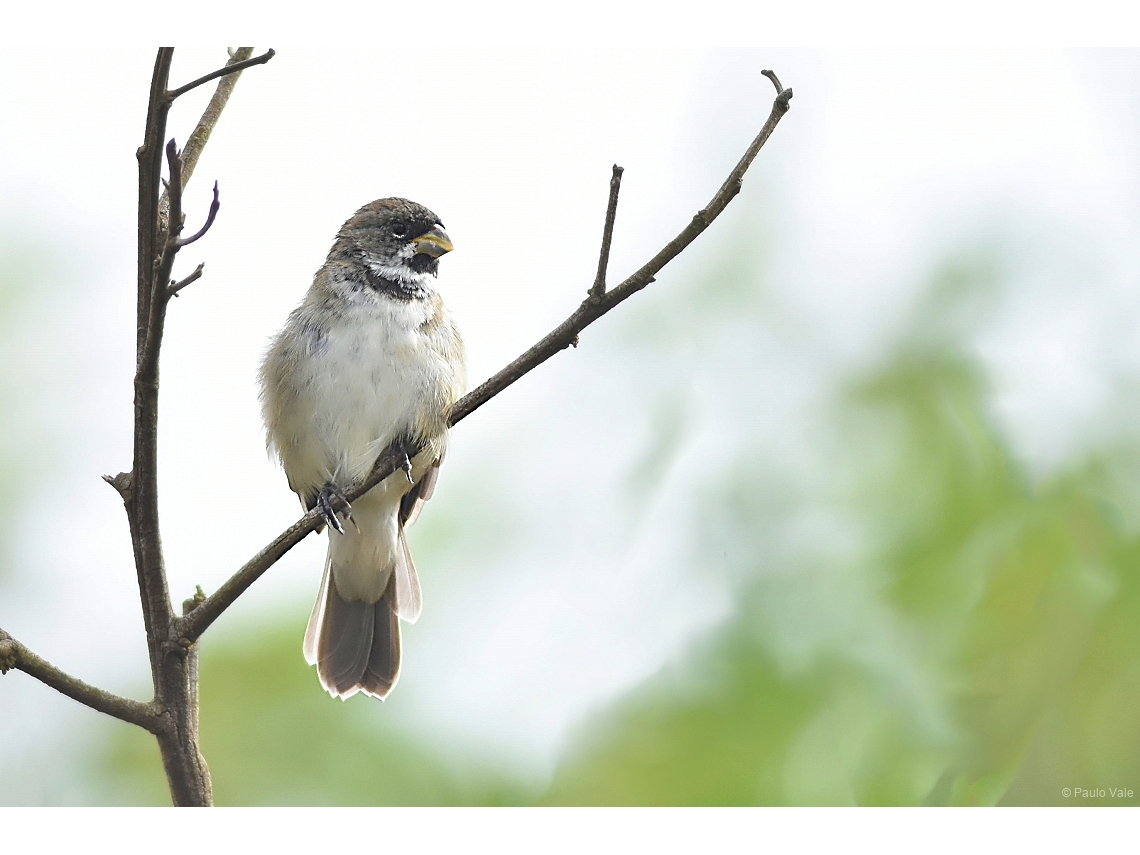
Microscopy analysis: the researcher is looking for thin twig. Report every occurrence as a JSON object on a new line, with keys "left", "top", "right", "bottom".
{"left": 590, "top": 165, "right": 624, "bottom": 298}
{"left": 179, "top": 48, "right": 255, "bottom": 188}
{"left": 163, "top": 139, "right": 185, "bottom": 244}
{"left": 179, "top": 74, "right": 794, "bottom": 641}
{"left": 174, "top": 182, "right": 219, "bottom": 248}
{"left": 158, "top": 48, "right": 257, "bottom": 233}
{"left": 0, "top": 629, "right": 160, "bottom": 732}
{"left": 450, "top": 74, "right": 792, "bottom": 426}
{"left": 140, "top": 140, "right": 185, "bottom": 365}
{"left": 167, "top": 49, "right": 275, "bottom": 101}
{"left": 168, "top": 262, "right": 205, "bottom": 298}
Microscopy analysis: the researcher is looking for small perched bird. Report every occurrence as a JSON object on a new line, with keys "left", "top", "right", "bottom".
{"left": 260, "top": 198, "right": 466, "bottom": 700}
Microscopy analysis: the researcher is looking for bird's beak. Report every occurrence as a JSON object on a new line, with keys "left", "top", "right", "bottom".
{"left": 412, "top": 225, "right": 454, "bottom": 259}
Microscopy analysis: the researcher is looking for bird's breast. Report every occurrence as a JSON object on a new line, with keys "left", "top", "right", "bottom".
{"left": 268, "top": 291, "right": 464, "bottom": 492}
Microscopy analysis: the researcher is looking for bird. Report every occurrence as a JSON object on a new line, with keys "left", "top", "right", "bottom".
{"left": 259, "top": 198, "right": 466, "bottom": 700}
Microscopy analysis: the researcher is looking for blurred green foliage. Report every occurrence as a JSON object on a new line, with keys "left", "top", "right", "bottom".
{"left": 544, "top": 255, "right": 1140, "bottom": 806}
{"left": 98, "top": 244, "right": 1140, "bottom": 806}
{"left": 102, "top": 617, "right": 534, "bottom": 805}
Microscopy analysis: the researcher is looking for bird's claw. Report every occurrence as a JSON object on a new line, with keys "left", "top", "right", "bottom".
{"left": 400, "top": 451, "right": 414, "bottom": 485}
{"left": 316, "top": 484, "right": 352, "bottom": 535}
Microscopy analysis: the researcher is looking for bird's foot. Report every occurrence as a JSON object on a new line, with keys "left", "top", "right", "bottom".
{"left": 399, "top": 450, "right": 414, "bottom": 485}
{"left": 316, "top": 483, "right": 352, "bottom": 535}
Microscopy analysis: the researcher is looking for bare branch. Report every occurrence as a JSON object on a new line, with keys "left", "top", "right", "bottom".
{"left": 450, "top": 77, "right": 792, "bottom": 427}
{"left": 179, "top": 48, "right": 256, "bottom": 188}
{"left": 139, "top": 139, "right": 185, "bottom": 365}
{"left": 174, "top": 182, "right": 219, "bottom": 248}
{"left": 167, "top": 48, "right": 275, "bottom": 101}
{"left": 590, "top": 165, "right": 624, "bottom": 298}
{"left": 179, "top": 442, "right": 411, "bottom": 642}
{"left": 136, "top": 49, "right": 175, "bottom": 353}
{"left": 168, "top": 262, "right": 205, "bottom": 298}
{"left": 0, "top": 629, "right": 159, "bottom": 732}
{"left": 179, "top": 75, "right": 794, "bottom": 640}
{"left": 130, "top": 51, "right": 177, "bottom": 680}
{"left": 157, "top": 47, "right": 259, "bottom": 231}
{"left": 761, "top": 69, "right": 784, "bottom": 94}
{"left": 125, "top": 47, "right": 270, "bottom": 805}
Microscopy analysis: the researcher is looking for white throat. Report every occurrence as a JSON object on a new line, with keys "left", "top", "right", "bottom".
{"left": 366, "top": 260, "right": 432, "bottom": 289}
{"left": 365, "top": 242, "right": 434, "bottom": 290}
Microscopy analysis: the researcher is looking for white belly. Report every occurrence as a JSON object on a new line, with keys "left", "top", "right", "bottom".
{"left": 266, "top": 294, "right": 454, "bottom": 496}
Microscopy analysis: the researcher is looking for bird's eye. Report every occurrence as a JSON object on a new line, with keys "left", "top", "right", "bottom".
{"left": 390, "top": 222, "right": 409, "bottom": 238}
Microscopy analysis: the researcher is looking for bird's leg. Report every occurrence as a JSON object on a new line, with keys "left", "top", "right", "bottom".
{"left": 316, "top": 483, "right": 352, "bottom": 535}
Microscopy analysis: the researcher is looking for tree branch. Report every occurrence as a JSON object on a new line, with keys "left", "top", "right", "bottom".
{"left": 167, "top": 48, "right": 275, "bottom": 101}
{"left": 178, "top": 48, "right": 257, "bottom": 188}
{"left": 174, "top": 181, "right": 220, "bottom": 248}
{"left": 590, "top": 165, "right": 624, "bottom": 298}
{"left": 125, "top": 46, "right": 272, "bottom": 806}
{"left": 130, "top": 49, "right": 175, "bottom": 686}
{"left": 0, "top": 629, "right": 159, "bottom": 732}
{"left": 158, "top": 47, "right": 258, "bottom": 235}
{"left": 449, "top": 72, "right": 792, "bottom": 426}
{"left": 180, "top": 442, "right": 411, "bottom": 641}
{"left": 179, "top": 72, "right": 793, "bottom": 640}
{"left": 168, "top": 262, "right": 205, "bottom": 298}
{"left": 135, "top": 49, "right": 174, "bottom": 354}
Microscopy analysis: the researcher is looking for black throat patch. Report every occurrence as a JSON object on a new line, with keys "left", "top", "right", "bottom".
{"left": 359, "top": 266, "right": 429, "bottom": 301}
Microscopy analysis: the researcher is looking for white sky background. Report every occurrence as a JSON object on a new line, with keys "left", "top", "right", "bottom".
{"left": 2, "top": 47, "right": 1140, "bottom": 802}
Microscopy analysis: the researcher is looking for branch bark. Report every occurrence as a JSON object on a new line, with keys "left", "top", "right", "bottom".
{"left": 590, "top": 165, "right": 624, "bottom": 298}
{"left": 0, "top": 629, "right": 159, "bottom": 732}
{"left": 167, "top": 48, "right": 275, "bottom": 100}
{"left": 125, "top": 46, "right": 271, "bottom": 808}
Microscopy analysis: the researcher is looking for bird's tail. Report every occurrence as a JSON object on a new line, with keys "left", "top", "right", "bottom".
{"left": 303, "top": 526, "right": 420, "bottom": 700}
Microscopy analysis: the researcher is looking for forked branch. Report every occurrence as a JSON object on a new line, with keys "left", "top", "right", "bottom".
{"left": 451, "top": 70, "right": 792, "bottom": 426}
{"left": 3, "top": 47, "right": 274, "bottom": 808}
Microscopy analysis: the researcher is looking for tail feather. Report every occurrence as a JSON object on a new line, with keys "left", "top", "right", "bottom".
{"left": 303, "top": 553, "right": 332, "bottom": 666}
{"left": 360, "top": 587, "right": 401, "bottom": 697}
{"left": 393, "top": 527, "right": 422, "bottom": 623}
{"left": 304, "top": 458, "right": 440, "bottom": 700}
{"left": 308, "top": 563, "right": 402, "bottom": 700}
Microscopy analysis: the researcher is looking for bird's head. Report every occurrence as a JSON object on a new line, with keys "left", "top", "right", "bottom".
{"left": 330, "top": 197, "right": 453, "bottom": 294}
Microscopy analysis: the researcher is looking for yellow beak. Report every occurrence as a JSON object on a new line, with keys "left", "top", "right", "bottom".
{"left": 412, "top": 225, "right": 454, "bottom": 258}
